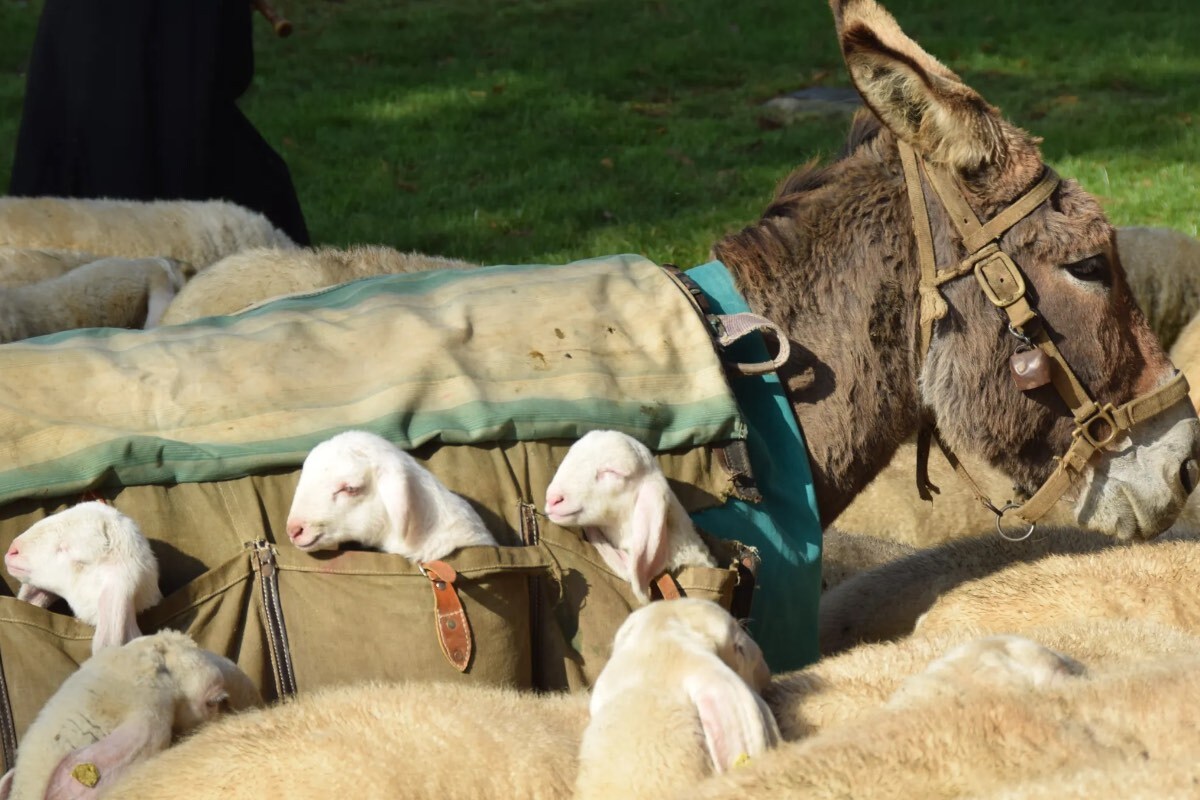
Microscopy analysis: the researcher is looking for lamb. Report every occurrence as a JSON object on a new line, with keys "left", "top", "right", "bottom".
{"left": 818, "top": 525, "right": 1126, "bottom": 654}
{"left": 0, "top": 256, "right": 192, "bottom": 343}
{"left": 767, "top": 616, "right": 1200, "bottom": 740}
{"left": 0, "top": 630, "right": 241, "bottom": 800}
{"left": 576, "top": 599, "right": 779, "bottom": 799}
{"left": 0, "top": 196, "right": 295, "bottom": 270}
{"left": 159, "top": 245, "right": 477, "bottom": 324}
{"left": 4, "top": 502, "right": 162, "bottom": 654}
{"left": 914, "top": 536, "right": 1200, "bottom": 639}
{"left": 544, "top": 430, "right": 717, "bottom": 604}
{"left": 100, "top": 599, "right": 770, "bottom": 800}
{"left": 285, "top": 430, "right": 497, "bottom": 563}
{"left": 97, "top": 681, "right": 586, "bottom": 800}
{"left": 0, "top": 247, "right": 99, "bottom": 288}
{"left": 687, "top": 637, "right": 1200, "bottom": 800}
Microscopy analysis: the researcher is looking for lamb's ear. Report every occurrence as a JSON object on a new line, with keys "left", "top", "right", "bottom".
{"left": 376, "top": 460, "right": 416, "bottom": 549}
{"left": 835, "top": 0, "right": 1038, "bottom": 184}
{"left": 629, "top": 479, "right": 671, "bottom": 601}
{"left": 684, "top": 666, "right": 781, "bottom": 773}
{"left": 17, "top": 582, "right": 58, "bottom": 608}
{"left": 91, "top": 570, "right": 140, "bottom": 655}
{"left": 44, "top": 716, "right": 168, "bottom": 799}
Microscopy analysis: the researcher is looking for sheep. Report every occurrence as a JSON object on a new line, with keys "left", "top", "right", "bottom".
{"left": 1168, "top": 307, "right": 1200, "bottom": 415}
{"left": 100, "top": 599, "right": 770, "bottom": 800}
{"left": 0, "top": 196, "right": 295, "bottom": 270}
{"left": 830, "top": 442, "right": 1080, "bottom": 547}
{"left": 0, "top": 630, "right": 242, "bottom": 800}
{"left": 576, "top": 599, "right": 778, "bottom": 799}
{"left": 767, "top": 616, "right": 1200, "bottom": 741}
{"left": 1117, "top": 226, "right": 1200, "bottom": 349}
{"left": 159, "top": 245, "right": 477, "bottom": 324}
{"left": 285, "top": 430, "right": 497, "bottom": 563}
{"left": 686, "top": 640, "right": 1200, "bottom": 800}
{"left": 818, "top": 525, "right": 1126, "bottom": 654}
{"left": 0, "top": 247, "right": 99, "bottom": 288}
{"left": 913, "top": 536, "right": 1200, "bottom": 639}
{"left": 0, "top": 256, "right": 193, "bottom": 343}
{"left": 976, "top": 757, "right": 1200, "bottom": 800}
{"left": 4, "top": 502, "right": 162, "bottom": 654}
{"left": 544, "top": 430, "right": 717, "bottom": 604}
{"left": 819, "top": 528, "right": 915, "bottom": 591}
{"left": 95, "top": 680, "right": 584, "bottom": 800}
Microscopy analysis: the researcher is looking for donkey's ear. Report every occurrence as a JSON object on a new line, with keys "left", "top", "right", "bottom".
{"left": 834, "top": 0, "right": 1039, "bottom": 183}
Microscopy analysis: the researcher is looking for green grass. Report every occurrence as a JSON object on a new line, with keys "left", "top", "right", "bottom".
{"left": 1, "top": 0, "right": 1197, "bottom": 266}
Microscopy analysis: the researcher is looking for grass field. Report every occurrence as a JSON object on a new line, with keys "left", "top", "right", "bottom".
{"left": 0, "top": 0, "right": 1196, "bottom": 267}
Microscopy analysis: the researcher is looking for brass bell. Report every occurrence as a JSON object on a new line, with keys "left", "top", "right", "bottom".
{"left": 1010, "top": 347, "right": 1052, "bottom": 390}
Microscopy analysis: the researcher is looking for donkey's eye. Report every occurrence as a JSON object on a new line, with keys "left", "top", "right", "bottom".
{"left": 1063, "top": 255, "right": 1109, "bottom": 283}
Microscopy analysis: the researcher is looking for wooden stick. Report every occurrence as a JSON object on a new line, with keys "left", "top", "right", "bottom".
{"left": 251, "top": 0, "right": 293, "bottom": 38}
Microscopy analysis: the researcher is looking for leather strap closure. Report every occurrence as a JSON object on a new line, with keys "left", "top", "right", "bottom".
{"left": 652, "top": 572, "right": 684, "bottom": 600}
{"left": 421, "top": 560, "right": 473, "bottom": 673}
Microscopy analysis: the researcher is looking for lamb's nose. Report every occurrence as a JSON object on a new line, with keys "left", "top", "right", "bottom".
{"left": 286, "top": 521, "right": 305, "bottom": 541}
{"left": 4, "top": 543, "right": 17, "bottom": 560}
{"left": 545, "top": 493, "right": 564, "bottom": 513}
{"left": 1181, "top": 458, "right": 1199, "bottom": 496}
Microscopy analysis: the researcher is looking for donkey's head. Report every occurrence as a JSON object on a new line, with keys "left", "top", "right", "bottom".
{"left": 716, "top": 0, "right": 1200, "bottom": 539}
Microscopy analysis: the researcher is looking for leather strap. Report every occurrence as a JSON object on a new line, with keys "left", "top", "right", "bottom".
{"left": 421, "top": 560, "right": 473, "bottom": 672}
{"left": 653, "top": 572, "right": 684, "bottom": 600}
{"left": 712, "top": 312, "right": 792, "bottom": 376}
{"left": 1007, "top": 372, "right": 1191, "bottom": 524}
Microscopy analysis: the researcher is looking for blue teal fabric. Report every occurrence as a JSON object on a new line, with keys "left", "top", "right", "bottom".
{"left": 685, "top": 260, "right": 823, "bottom": 672}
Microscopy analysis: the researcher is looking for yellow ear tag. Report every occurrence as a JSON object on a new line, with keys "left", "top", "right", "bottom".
{"left": 732, "top": 753, "right": 752, "bottom": 769}
{"left": 71, "top": 762, "right": 101, "bottom": 787}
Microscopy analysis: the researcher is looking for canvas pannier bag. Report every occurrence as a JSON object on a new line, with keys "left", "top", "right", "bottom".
{"left": 0, "top": 254, "right": 804, "bottom": 770}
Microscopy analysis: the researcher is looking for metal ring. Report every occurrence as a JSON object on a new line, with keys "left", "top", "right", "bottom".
{"left": 995, "top": 502, "right": 1036, "bottom": 542}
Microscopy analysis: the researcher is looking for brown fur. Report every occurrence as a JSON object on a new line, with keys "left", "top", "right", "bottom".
{"left": 712, "top": 1, "right": 1182, "bottom": 524}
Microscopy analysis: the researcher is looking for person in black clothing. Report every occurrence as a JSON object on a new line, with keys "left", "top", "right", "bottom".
{"left": 9, "top": 0, "right": 309, "bottom": 245}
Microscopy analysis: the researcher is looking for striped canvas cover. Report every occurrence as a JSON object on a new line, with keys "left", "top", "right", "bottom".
{"left": 0, "top": 254, "right": 746, "bottom": 505}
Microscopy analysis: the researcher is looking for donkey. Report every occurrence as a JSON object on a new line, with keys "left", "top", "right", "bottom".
{"left": 712, "top": 0, "right": 1200, "bottom": 540}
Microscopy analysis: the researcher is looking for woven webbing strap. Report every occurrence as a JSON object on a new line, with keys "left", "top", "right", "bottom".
{"left": 897, "top": 139, "right": 1192, "bottom": 531}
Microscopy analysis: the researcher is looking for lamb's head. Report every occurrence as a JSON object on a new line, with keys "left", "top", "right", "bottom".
{"left": 286, "top": 430, "right": 401, "bottom": 552}
{"left": 615, "top": 598, "right": 772, "bottom": 693}
{"left": 544, "top": 431, "right": 662, "bottom": 530}
{"left": 4, "top": 502, "right": 162, "bottom": 653}
{"left": 34, "top": 632, "right": 237, "bottom": 800}
{"left": 153, "top": 631, "right": 234, "bottom": 733}
{"left": 545, "top": 430, "right": 676, "bottom": 596}
{"left": 600, "top": 599, "right": 778, "bottom": 774}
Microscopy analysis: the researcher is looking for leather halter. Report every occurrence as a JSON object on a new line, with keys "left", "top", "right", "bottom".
{"left": 897, "top": 140, "right": 1191, "bottom": 537}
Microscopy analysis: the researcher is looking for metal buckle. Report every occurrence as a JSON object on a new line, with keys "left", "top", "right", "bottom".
{"left": 973, "top": 249, "right": 1027, "bottom": 309}
{"left": 1075, "top": 403, "right": 1121, "bottom": 449}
